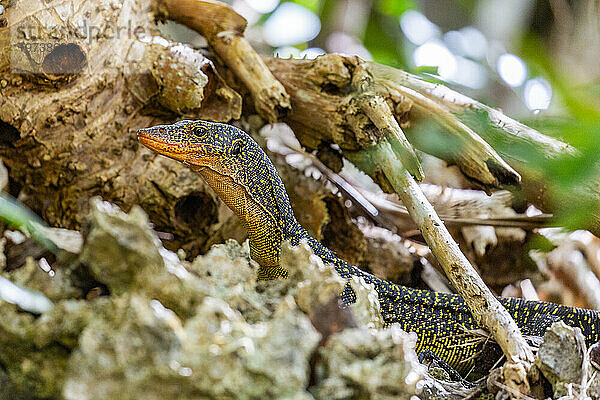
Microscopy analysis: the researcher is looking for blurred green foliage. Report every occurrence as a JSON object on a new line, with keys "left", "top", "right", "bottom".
{"left": 0, "top": 192, "right": 58, "bottom": 253}
{"left": 517, "top": 34, "right": 600, "bottom": 229}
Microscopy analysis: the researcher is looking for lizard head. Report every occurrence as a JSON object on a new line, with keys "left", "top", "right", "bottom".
{"left": 138, "top": 118, "right": 298, "bottom": 217}
{"left": 137, "top": 120, "right": 247, "bottom": 173}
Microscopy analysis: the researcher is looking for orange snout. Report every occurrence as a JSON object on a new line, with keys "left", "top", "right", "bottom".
{"left": 137, "top": 127, "right": 222, "bottom": 170}
{"left": 137, "top": 128, "right": 189, "bottom": 162}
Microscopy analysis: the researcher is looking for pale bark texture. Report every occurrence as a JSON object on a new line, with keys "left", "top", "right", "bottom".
{"left": 0, "top": 0, "right": 246, "bottom": 255}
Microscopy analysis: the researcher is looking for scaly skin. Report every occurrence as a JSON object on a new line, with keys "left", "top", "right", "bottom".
{"left": 138, "top": 120, "right": 600, "bottom": 375}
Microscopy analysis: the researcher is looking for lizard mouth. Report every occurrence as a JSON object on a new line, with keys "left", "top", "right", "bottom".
{"left": 137, "top": 130, "right": 193, "bottom": 159}
{"left": 137, "top": 130, "right": 223, "bottom": 169}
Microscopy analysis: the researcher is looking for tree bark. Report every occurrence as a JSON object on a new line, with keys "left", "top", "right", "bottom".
{"left": 0, "top": 0, "right": 245, "bottom": 255}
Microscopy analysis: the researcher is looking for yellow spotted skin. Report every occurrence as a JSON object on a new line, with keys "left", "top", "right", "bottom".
{"left": 138, "top": 120, "right": 600, "bottom": 375}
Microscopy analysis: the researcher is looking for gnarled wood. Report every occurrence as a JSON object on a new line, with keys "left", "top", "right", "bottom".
{"left": 154, "top": 0, "right": 291, "bottom": 122}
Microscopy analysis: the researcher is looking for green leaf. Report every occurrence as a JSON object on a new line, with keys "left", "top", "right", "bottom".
{"left": 527, "top": 233, "right": 557, "bottom": 253}
{"left": 364, "top": 14, "right": 406, "bottom": 68}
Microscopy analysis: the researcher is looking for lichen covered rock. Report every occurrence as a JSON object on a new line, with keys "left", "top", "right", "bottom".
{"left": 0, "top": 199, "right": 423, "bottom": 399}
{"left": 63, "top": 294, "right": 320, "bottom": 400}
{"left": 536, "top": 321, "right": 600, "bottom": 399}
{"left": 312, "top": 325, "right": 421, "bottom": 399}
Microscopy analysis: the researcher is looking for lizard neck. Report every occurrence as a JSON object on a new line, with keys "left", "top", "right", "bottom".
{"left": 196, "top": 165, "right": 340, "bottom": 270}
{"left": 196, "top": 166, "right": 309, "bottom": 268}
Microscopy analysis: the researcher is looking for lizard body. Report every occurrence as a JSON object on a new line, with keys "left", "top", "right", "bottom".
{"left": 138, "top": 120, "right": 600, "bottom": 375}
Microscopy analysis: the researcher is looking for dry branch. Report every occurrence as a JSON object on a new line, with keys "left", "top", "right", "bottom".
{"left": 346, "top": 102, "right": 534, "bottom": 394}
{"left": 368, "top": 64, "right": 600, "bottom": 236}
{"left": 262, "top": 56, "right": 600, "bottom": 237}
{"left": 369, "top": 63, "right": 574, "bottom": 158}
{"left": 264, "top": 56, "right": 521, "bottom": 189}
{"left": 153, "top": 0, "right": 291, "bottom": 122}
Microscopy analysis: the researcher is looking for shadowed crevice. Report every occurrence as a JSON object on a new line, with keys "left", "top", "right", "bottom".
{"left": 174, "top": 191, "right": 218, "bottom": 232}
{"left": 0, "top": 121, "right": 20, "bottom": 147}
{"left": 42, "top": 43, "right": 86, "bottom": 75}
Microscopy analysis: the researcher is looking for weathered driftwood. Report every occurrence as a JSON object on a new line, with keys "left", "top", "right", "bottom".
{"left": 153, "top": 0, "right": 291, "bottom": 122}
{"left": 264, "top": 56, "right": 519, "bottom": 189}
{"left": 0, "top": 0, "right": 246, "bottom": 255}
{"left": 368, "top": 64, "right": 600, "bottom": 237}
{"left": 264, "top": 56, "right": 600, "bottom": 237}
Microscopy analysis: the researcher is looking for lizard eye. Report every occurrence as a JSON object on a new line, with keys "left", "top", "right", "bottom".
{"left": 231, "top": 140, "right": 243, "bottom": 156}
{"left": 191, "top": 127, "right": 206, "bottom": 137}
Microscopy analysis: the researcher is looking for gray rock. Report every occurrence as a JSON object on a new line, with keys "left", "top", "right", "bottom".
{"left": 80, "top": 199, "right": 165, "bottom": 294}
{"left": 62, "top": 294, "right": 320, "bottom": 400}
{"left": 536, "top": 321, "right": 600, "bottom": 399}
{"left": 312, "top": 325, "right": 422, "bottom": 399}
{"left": 0, "top": 199, "right": 425, "bottom": 399}
{"left": 82, "top": 198, "right": 212, "bottom": 318}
